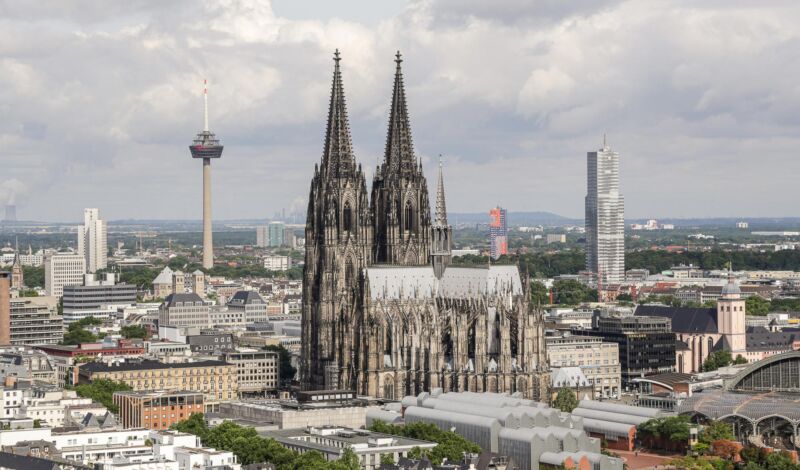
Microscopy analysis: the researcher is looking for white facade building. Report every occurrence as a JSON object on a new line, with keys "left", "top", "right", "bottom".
{"left": 78, "top": 208, "right": 108, "bottom": 273}
{"left": 585, "top": 140, "right": 625, "bottom": 286}
{"left": 44, "top": 253, "right": 86, "bottom": 297}
{"left": 263, "top": 255, "right": 291, "bottom": 271}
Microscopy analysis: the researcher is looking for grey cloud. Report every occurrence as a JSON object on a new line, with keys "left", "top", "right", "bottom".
{"left": 1, "top": 0, "right": 799, "bottom": 221}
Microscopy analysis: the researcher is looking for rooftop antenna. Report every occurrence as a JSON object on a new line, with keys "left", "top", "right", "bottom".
{"left": 203, "top": 79, "right": 209, "bottom": 132}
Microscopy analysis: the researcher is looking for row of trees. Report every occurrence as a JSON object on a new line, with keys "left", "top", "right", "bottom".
{"left": 368, "top": 421, "right": 482, "bottom": 465}
{"left": 702, "top": 350, "right": 748, "bottom": 372}
{"left": 172, "top": 413, "right": 360, "bottom": 469}
{"left": 530, "top": 279, "right": 597, "bottom": 306}
{"left": 457, "top": 248, "right": 800, "bottom": 278}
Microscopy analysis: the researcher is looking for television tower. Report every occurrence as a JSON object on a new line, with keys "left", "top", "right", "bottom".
{"left": 189, "top": 79, "right": 224, "bottom": 269}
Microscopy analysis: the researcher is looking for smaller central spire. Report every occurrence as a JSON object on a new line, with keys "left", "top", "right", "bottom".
{"left": 435, "top": 155, "right": 448, "bottom": 226}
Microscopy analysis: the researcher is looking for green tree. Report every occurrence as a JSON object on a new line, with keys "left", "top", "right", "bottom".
{"left": 530, "top": 281, "right": 549, "bottom": 305}
{"left": 19, "top": 289, "right": 39, "bottom": 297}
{"left": 264, "top": 345, "right": 297, "bottom": 383}
{"left": 616, "top": 293, "right": 632, "bottom": 301}
{"left": 61, "top": 316, "right": 104, "bottom": 345}
{"left": 702, "top": 351, "right": 733, "bottom": 372}
{"left": 380, "top": 453, "right": 395, "bottom": 465}
{"left": 638, "top": 416, "right": 691, "bottom": 442}
{"left": 22, "top": 266, "right": 44, "bottom": 288}
{"left": 120, "top": 325, "right": 148, "bottom": 339}
{"left": 745, "top": 296, "right": 770, "bottom": 316}
{"left": 699, "top": 421, "right": 734, "bottom": 446}
{"left": 733, "top": 354, "right": 748, "bottom": 365}
{"left": 74, "top": 379, "right": 132, "bottom": 413}
{"left": 33, "top": 419, "right": 41, "bottom": 428}
{"left": 552, "top": 279, "right": 597, "bottom": 305}
{"left": 553, "top": 388, "right": 579, "bottom": 412}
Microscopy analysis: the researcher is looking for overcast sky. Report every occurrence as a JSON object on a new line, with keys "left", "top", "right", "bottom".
{"left": 2, "top": 0, "right": 800, "bottom": 222}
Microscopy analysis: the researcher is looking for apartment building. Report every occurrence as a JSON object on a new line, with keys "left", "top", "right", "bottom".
{"left": 78, "top": 360, "right": 237, "bottom": 403}
{"left": 44, "top": 253, "right": 85, "bottom": 298}
{"left": 546, "top": 334, "right": 622, "bottom": 398}
{"left": 9, "top": 296, "right": 63, "bottom": 345}
{"left": 114, "top": 390, "right": 204, "bottom": 430}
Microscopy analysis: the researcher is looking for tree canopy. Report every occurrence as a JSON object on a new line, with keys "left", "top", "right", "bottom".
{"left": 172, "top": 413, "right": 360, "bottom": 469}
{"left": 61, "top": 316, "right": 104, "bottom": 345}
{"left": 120, "top": 325, "right": 148, "bottom": 339}
{"left": 638, "top": 416, "right": 692, "bottom": 442}
{"left": 369, "top": 421, "right": 481, "bottom": 465}
{"left": 553, "top": 388, "right": 579, "bottom": 412}
{"left": 74, "top": 379, "right": 132, "bottom": 413}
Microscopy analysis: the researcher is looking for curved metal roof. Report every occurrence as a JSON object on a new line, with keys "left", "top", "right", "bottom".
{"left": 580, "top": 418, "right": 635, "bottom": 439}
{"left": 577, "top": 399, "right": 661, "bottom": 418}
{"left": 677, "top": 391, "right": 800, "bottom": 423}
{"left": 725, "top": 350, "right": 800, "bottom": 392}
{"left": 571, "top": 408, "right": 650, "bottom": 426}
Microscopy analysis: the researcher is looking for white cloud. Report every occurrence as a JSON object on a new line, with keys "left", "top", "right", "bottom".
{"left": 0, "top": 0, "right": 799, "bottom": 221}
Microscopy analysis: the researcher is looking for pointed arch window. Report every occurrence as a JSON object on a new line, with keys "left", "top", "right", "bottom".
{"left": 343, "top": 201, "right": 352, "bottom": 232}
{"left": 404, "top": 201, "right": 414, "bottom": 232}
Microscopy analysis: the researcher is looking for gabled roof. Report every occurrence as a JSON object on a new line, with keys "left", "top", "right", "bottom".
{"left": 635, "top": 305, "right": 718, "bottom": 333}
{"left": 153, "top": 266, "right": 174, "bottom": 285}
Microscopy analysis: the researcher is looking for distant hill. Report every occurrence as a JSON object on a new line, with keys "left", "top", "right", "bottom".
{"left": 449, "top": 211, "right": 580, "bottom": 226}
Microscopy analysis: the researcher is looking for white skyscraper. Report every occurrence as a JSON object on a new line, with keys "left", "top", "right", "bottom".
{"left": 77, "top": 208, "right": 107, "bottom": 273}
{"left": 585, "top": 139, "right": 625, "bottom": 286}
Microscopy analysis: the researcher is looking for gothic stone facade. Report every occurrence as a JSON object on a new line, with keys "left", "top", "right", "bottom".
{"left": 301, "top": 51, "right": 550, "bottom": 401}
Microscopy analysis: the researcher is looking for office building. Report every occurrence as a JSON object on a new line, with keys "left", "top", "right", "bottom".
{"left": 268, "top": 221, "right": 285, "bottom": 247}
{"left": 489, "top": 206, "right": 508, "bottom": 259}
{"left": 255, "top": 226, "right": 268, "bottom": 248}
{"left": 44, "top": 253, "right": 85, "bottom": 298}
{"left": 263, "top": 255, "right": 291, "bottom": 271}
{"left": 114, "top": 390, "right": 204, "bottom": 430}
{"left": 158, "top": 293, "right": 210, "bottom": 328}
{"left": 585, "top": 138, "right": 625, "bottom": 286}
{"left": 77, "top": 208, "right": 108, "bottom": 273}
{"left": 189, "top": 80, "right": 224, "bottom": 269}
{"left": 573, "top": 315, "right": 675, "bottom": 386}
{"left": 227, "top": 290, "right": 268, "bottom": 323}
{"left": 9, "top": 296, "right": 63, "bottom": 345}
{"left": 62, "top": 273, "right": 137, "bottom": 325}
{"left": 79, "top": 359, "right": 237, "bottom": 402}
{"left": 225, "top": 350, "right": 279, "bottom": 395}
{"left": 283, "top": 226, "right": 296, "bottom": 248}
{"left": 546, "top": 334, "right": 621, "bottom": 398}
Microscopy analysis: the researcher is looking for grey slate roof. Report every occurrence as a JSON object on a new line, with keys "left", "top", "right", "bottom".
{"left": 81, "top": 359, "right": 229, "bottom": 374}
{"left": 228, "top": 290, "right": 265, "bottom": 305}
{"left": 365, "top": 265, "right": 522, "bottom": 301}
{"left": 746, "top": 331, "right": 797, "bottom": 351}
{"left": 635, "top": 305, "right": 718, "bottom": 333}
{"left": 163, "top": 292, "right": 205, "bottom": 308}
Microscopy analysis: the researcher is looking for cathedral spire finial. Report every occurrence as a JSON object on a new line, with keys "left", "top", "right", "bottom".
{"left": 382, "top": 50, "right": 416, "bottom": 176}
{"left": 435, "top": 154, "right": 448, "bottom": 226}
{"left": 320, "top": 49, "right": 356, "bottom": 178}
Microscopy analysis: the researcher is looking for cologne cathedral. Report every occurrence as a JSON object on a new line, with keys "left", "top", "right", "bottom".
{"left": 300, "top": 51, "right": 550, "bottom": 401}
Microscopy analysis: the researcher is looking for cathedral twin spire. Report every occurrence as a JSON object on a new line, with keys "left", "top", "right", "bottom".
{"left": 321, "top": 49, "right": 357, "bottom": 179}
{"left": 383, "top": 52, "right": 418, "bottom": 178}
